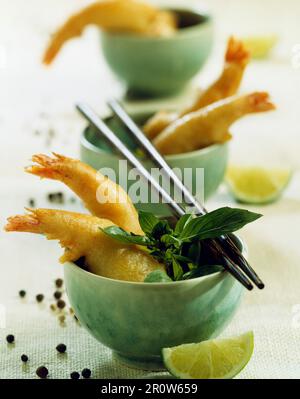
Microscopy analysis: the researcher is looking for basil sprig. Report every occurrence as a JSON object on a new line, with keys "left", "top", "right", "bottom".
{"left": 101, "top": 207, "right": 262, "bottom": 282}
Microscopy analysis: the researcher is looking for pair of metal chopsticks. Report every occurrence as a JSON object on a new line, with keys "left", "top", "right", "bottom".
{"left": 76, "top": 100, "right": 264, "bottom": 291}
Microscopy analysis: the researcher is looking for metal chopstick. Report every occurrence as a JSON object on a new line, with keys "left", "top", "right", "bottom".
{"left": 76, "top": 102, "right": 253, "bottom": 291}
{"left": 108, "top": 99, "right": 264, "bottom": 289}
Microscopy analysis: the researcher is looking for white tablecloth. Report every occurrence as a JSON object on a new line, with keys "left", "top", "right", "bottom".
{"left": 0, "top": 0, "right": 300, "bottom": 379}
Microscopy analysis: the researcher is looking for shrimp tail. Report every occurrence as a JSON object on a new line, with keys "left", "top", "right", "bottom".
{"left": 226, "top": 36, "right": 250, "bottom": 67}
{"left": 25, "top": 153, "right": 142, "bottom": 235}
{"left": 247, "top": 92, "right": 276, "bottom": 113}
{"left": 25, "top": 153, "right": 66, "bottom": 179}
{"left": 4, "top": 209, "right": 42, "bottom": 234}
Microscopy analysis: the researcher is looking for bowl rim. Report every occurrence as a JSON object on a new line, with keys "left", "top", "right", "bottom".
{"left": 64, "top": 235, "right": 247, "bottom": 288}
{"left": 80, "top": 111, "right": 227, "bottom": 162}
{"left": 100, "top": 7, "right": 212, "bottom": 42}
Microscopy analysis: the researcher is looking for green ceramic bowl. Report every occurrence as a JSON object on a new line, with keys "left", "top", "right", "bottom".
{"left": 64, "top": 236, "right": 245, "bottom": 371}
{"left": 80, "top": 111, "right": 229, "bottom": 215}
{"left": 100, "top": 8, "right": 213, "bottom": 96}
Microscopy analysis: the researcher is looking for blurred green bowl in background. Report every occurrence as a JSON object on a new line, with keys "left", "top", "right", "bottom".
{"left": 100, "top": 8, "right": 213, "bottom": 97}
{"left": 80, "top": 110, "right": 228, "bottom": 216}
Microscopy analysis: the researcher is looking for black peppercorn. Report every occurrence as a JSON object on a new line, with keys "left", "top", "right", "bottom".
{"left": 81, "top": 368, "right": 91, "bottom": 378}
{"left": 70, "top": 371, "right": 80, "bottom": 380}
{"left": 28, "top": 198, "right": 35, "bottom": 208}
{"left": 54, "top": 291, "right": 62, "bottom": 300}
{"left": 56, "top": 343, "right": 67, "bottom": 353}
{"left": 36, "top": 366, "right": 48, "bottom": 379}
{"left": 21, "top": 354, "right": 28, "bottom": 363}
{"left": 36, "top": 294, "right": 44, "bottom": 303}
{"left": 55, "top": 278, "right": 63, "bottom": 288}
{"left": 48, "top": 192, "right": 64, "bottom": 204}
{"left": 19, "top": 290, "right": 26, "bottom": 298}
{"left": 56, "top": 299, "right": 66, "bottom": 309}
{"left": 6, "top": 334, "right": 15, "bottom": 344}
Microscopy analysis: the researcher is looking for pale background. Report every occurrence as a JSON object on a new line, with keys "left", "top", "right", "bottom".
{"left": 0, "top": 0, "right": 300, "bottom": 378}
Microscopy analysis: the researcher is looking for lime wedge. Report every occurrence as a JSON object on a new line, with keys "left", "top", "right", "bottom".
{"left": 242, "top": 35, "right": 278, "bottom": 58}
{"left": 162, "top": 331, "right": 254, "bottom": 379}
{"left": 226, "top": 166, "right": 292, "bottom": 204}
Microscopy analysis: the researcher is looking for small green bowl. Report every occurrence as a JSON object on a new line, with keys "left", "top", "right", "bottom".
{"left": 64, "top": 236, "right": 245, "bottom": 371}
{"left": 100, "top": 8, "right": 213, "bottom": 96}
{"left": 80, "top": 110, "right": 229, "bottom": 215}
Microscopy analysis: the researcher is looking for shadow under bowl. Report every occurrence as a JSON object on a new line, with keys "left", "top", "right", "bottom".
{"left": 100, "top": 8, "right": 213, "bottom": 97}
{"left": 64, "top": 236, "right": 245, "bottom": 371}
{"left": 80, "top": 110, "right": 229, "bottom": 216}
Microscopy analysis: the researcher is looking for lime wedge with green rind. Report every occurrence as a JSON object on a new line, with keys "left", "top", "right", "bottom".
{"left": 226, "top": 166, "right": 292, "bottom": 205}
{"left": 163, "top": 331, "right": 254, "bottom": 379}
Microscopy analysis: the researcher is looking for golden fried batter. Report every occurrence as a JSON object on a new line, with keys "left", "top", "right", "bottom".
{"left": 143, "top": 37, "right": 250, "bottom": 139}
{"left": 153, "top": 92, "right": 275, "bottom": 155}
{"left": 26, "top": 153, "right": 142, "bottom": 235}
{"left": 43, "top": 0, "right": 177, "bottom": 64}
{"left": 5, "top": 209, "right": 162, "bottom": 282}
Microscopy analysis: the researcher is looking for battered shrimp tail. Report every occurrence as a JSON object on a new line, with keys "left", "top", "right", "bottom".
{"left": 153, "top": 92, "right": 275, "bottom": 155}
{"left": 180, "top": 37, "right": 250, "bottom": 116}
{"left": 4, "top": 209, "right": 162, "bottom": 282}
{"left": 25, "top": 153, "right": 143, "bottom": 235}
{"left": 25, "top": 153, "right": 66, "bottom": 179}
{"left": 5, "top": 210, "right": 42, "bottom": 234}
{"left": 225, "top": 36, "right": 250, "bottom": 67}
{"left": 246, "top": 92, "right": 276, "bottom": 113}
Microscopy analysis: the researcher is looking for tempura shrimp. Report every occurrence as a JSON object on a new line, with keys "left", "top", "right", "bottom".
{"left": 143, "top": 37, "right": 250, "bottom": 140}
{"left": 5, "top": 209, "right": 162, "bottom": 282}
{"left": 153, "top": 92, "right": 275, "bottom": 155}
{"left": 43, "top": 0, "right": 177, "bottom": 65}
{"left": 26, "top": 153, "right": 143, "bottom": 235}
{"left": 182, "top": 36, "right": 250, "bottom": 114}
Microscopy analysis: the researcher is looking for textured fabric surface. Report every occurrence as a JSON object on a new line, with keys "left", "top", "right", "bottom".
{"left": 1, "top": 0, "right": 300, "bottom": 379}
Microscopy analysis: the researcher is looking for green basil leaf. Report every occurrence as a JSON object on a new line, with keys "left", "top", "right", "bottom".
{"left": 101, "top": 226, "right": 150, "bottom": 246}
{"left": 187, "top": 241, "right": 202, "bottom": 265}
{"left": 144, "top": 269, "right": 172, "bottom": 283}
{"left": 161, "top": 234, "right": 181, "bottom": 247}
{"left": 180, "top": 207, "right": 262, "bottom": 241}
{"left": 172, "top": 258, "right": 183, "bottom": 281}
{"left": 182, "top": 264, "right": 223, "bottom": 280}
{"left": 174, "top": 213, "right": 194, "bottom": 235}
{"left": 173, "top": 254, "right": 192, "bottom": 263}
{"left": 138, "top": 211, "right": 160, "bottom": 235}
{"left": 151, "top": 220, "right": 173, "bottom": 239}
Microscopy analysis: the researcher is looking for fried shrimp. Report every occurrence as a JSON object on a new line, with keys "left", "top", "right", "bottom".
{"left": 5, "top": 209, "right": 162, "bottom": 282}
{"left": 43, "top": 0, "right": 177, "bottom": 65}
{"left": 143, "top": 37, "right": 250, "bottom": 139}
{"left": 143, "top": 111, "right": 178, "bottom": 141}
{"left": 153, "top": 92, "right": 275, "bottom": 155}
{"left": 182, "top": 37, "right": 250, "bottom": 114}
{"left": 25, "top": 153, "right": 143, "bottom": 235}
